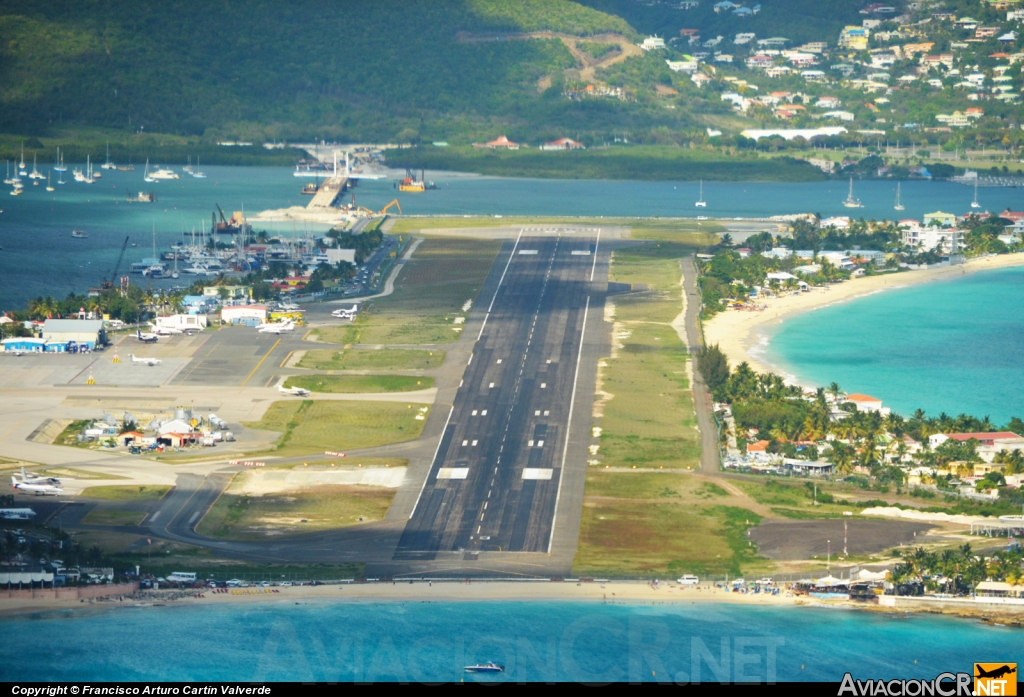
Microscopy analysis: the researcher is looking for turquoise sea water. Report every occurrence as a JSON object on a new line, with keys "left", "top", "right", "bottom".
{"left": 2, "top": 165, "right": 1023, "bottom": 309}
{"left": 764, "top": 265, "right": 1024, "bottom": 424}
{"left": 1, "top": 601, "right": 1020, "bottom": 682}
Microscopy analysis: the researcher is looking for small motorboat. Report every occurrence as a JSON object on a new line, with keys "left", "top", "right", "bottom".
{"left": 464, "top": 662, "right": 505, "bottom": 673}
{"left": 71, "top": 229, "right": 88, "bottom": 238}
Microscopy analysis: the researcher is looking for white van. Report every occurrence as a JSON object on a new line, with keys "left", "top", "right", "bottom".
{"left": 677, "top": 575, "right": 700, "bottom": 585}
{"left": 166, "top": 571, "right": 197, "bottom": 584}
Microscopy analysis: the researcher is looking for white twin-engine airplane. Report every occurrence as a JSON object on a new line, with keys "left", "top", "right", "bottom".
{"left": 257, "top": 319, "right": 294, "bottom": 334}
{"left": 150, "top": 324, "right": 182, "bottom": 336}
{"left": 129, "top": 353, "right": 162, "bottom": 366}
{"left": 332, "top": 305, "right": 358, "bottom": 319}
{"left": 11, "top": 468, "right": 63, "bottom": 496}
{"left": 278, "top": 384, "right": 311, "bottom": 397}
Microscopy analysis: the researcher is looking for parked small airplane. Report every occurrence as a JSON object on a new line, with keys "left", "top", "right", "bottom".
{"left": 278, "top": 384, "right": 311, "bottom": 397}
{"left": 11, "top": 476, "right": 63, "bottom": 496}
{"left": 150, "top": 324, "right": 182, "bottom": 336}
{"left": 136, "top": 329, "right": 160, "bottom": 342}
{"left": 332, "top": 305, "right": 359, "bottom": 319}
{"left": 257, "top": 320, "right": 294, "bottom": 334}
{"left": 17, "top": 468, "right": 61, "bottom": 486}
{"left": 129, "top": 353, "right": 162, "bottom": 366}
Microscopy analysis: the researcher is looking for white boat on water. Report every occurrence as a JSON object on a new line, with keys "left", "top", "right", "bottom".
{"left": 46, "top": 171, "right": 54, "bottom": 192}
{"left": 83, "top": 156, "right": 95, "bottom": 184}
{"left": 149, "top": 167, "right": 180, "bottom": 180}
{"left": 71, "top": 229, "right": 88, "bottom": 238}
{"left": 28, "top": 154, "right": 45, "bottom": 179}
{"left": 18, "top": 144, "right": 26, "bottom": 176}
{"left": 190, "top": 157, "right": 206, "bottom": 179}
{"left": 3, "top": 161, "right": 15, "bottom": 185}
{"left": 695, "top": 179, "right": 707, "bottom": 208}
{"left": 894, "top": 183, "right": 904, "bottom": 211}
{"left": 971, "top": 178, "right": 981, "bottom": 209}
{"left": 842, "top": 177, "right": 862, "bottom": 208}
{"left": 143, "top": 159, "right": 155, "bottom": 183}
{"left": 101, "top": 142, "right": 116, "bottom": 170}
{"left": 54, "top": 147, "right": 67, "bottom": 173}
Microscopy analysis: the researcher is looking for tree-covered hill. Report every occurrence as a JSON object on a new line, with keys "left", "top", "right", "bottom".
{"left": 0, "top": 0, "right": 647, "bottom": 142}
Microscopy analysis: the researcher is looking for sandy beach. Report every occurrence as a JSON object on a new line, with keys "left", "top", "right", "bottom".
{"left": 0, "top": 581, "right": 799, "bottom": 616}
{"left": 703, "top": 253, "right": 1024, "bottom": 378}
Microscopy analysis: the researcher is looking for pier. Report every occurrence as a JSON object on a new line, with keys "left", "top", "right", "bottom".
{"left": 307, "top": 175, "right": 349, "bottom": 209}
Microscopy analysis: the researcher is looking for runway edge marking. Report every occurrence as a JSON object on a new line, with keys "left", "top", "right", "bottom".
{"left": 548, "top": 228, "right": 600, "bottom": 554}
{"left": 408, "top": 405, "right": 455, "bottom": 519}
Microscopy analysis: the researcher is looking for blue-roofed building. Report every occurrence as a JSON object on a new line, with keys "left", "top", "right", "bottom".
{"left": 182, "top": 295, "right": 216, "bottom": 314}
{"left": 1, "top": 338, "right": 47, "bottom": 353}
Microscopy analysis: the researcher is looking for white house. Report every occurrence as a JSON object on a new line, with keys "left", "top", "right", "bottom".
{"left": 901, "top": 224, "right": 963, "bottom": 253}
{"left": 843, "top": 393, "right": 887, "bottom": 414}
{"left": 640, "top": 36, "right": 666, "bottom": 51}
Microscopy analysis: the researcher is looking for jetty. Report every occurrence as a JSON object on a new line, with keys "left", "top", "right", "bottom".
{"left": 307, "top": 175, "right": 348, "bottom": 209}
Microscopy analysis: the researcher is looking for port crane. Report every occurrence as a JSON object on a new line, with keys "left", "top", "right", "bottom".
{"left": 99, "top": 236, "right": 130, "bottom": 292}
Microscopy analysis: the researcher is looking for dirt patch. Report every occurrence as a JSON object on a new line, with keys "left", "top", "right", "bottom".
{"left": 749, "top": 519, "right": 937, "bottom": 560}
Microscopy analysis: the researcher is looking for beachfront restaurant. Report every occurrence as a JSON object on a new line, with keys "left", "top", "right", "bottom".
{"left": 975, "top": 581, "right": 1024, "bottom": 599}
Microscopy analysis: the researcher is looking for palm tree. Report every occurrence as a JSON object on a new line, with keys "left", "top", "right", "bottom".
{"left": 830, "top": 442, "right": 856, "bottom": 477}
{"left": 828, "top": 382, "right": 842, "bottom": 402}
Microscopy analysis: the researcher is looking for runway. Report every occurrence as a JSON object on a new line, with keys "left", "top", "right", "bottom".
{"left": 394, "top": 230, "right": 601, "bottom": 560}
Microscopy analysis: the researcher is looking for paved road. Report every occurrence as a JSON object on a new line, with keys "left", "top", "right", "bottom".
{"left": 679, "top": 256, "right": 721, "bottom": 472}
{"left": 393, "top": 232, "right": 601, "bottom": 563}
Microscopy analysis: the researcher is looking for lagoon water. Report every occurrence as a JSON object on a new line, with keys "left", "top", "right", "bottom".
{"left": 3, "top": 164, "right": 1024, "bottom": 310}
{"left": 2, "top": 601, "right": 1021, "bottom": 682}
{"left": 764, "top": 265, "right": 1024, "bottom": 424}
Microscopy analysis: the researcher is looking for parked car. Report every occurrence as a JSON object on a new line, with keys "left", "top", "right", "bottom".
{"left": 677, "top": 575, "right": 700, "bottom": 586}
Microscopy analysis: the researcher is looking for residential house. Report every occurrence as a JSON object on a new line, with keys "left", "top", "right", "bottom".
{"left": 734, "top": 32, "right": 756, "bottom": 44}
{"left": 746, "top": 54, "right": 774, "bottom": 69}
{"left": 839, "top": 26, "right": 870, "bottom": 50}
{"left": 816, "top": 96, "right": 842, "bottom": 108}
{"left": 666, "top": 58, "right": 700, "bottom": 72}
{"left": 975, "top": 26, "right": 1002, "bottom": 39}
{"left": 476, "top": 135, "right": 520, "bottom": 149}
{"left": 843, "top": 393, "right": 886, "bottom": 413}
{"left": 746, "top": 440, "right": 772, "bottom": 461}
{"left": 640, "top": 36, "right": 666, "bottom": 51}
{"left": 540, "top": 137, "right": 585, "bottom": 151}
{"left": 692, "top": 72, "right": 713, "bottom": 86}
{"left": 802, "top": 70, "right": 827, "bottom": 82}
{"left": 936, "top": 112, "right": 971, "bottom": 127}
{"left": 928, "top": 431, "right": 1023, "bottom": 449}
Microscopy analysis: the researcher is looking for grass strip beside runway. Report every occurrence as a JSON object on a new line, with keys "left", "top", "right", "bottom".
{"left": 283, "top": 375, "right": 433, "bottom": 394}
{"left": 81, "top": 485, "right": 173, "bottom": 501}
{"left": 296, "top": 348, "right": 445, "bottom": 371}
{"left": 242, "top": 400, "right": 430, "bottom": 457}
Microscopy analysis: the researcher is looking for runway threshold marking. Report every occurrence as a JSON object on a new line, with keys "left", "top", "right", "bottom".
{"left": 240, "top": 338, "right": 281, "bottom": 388}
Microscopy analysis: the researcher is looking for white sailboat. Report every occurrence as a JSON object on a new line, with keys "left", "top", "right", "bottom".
{"left": 18, "top": 144, "right": 26, "bottom": 176}
{"left": 83, "top": 155, "right": 95, "bottom": 184}
{"left": 3, "top": 160, "right": 14, "bottom": 186}
{"left": 54, "top": 147, "right": 67, "bottom": 172}
{"left": 970, "top": 178, "right": 981, "bottom": 209}
{"left": 143, "top": 159, "right": 155, "bottom": 183}
{"left": 28, "top": 154, "right": 45, "bottom": 179}
{"left": 842, "top": 177, "right": 862, "bottom": 208}
{"left": 190, "top": 157, "right": 206, "bottom": 179}
{"left": 894, "top": 183, "right": 905, "bottom": 211}
{"left": 46, "top": 171, "right": 54, "bottom": 192}
{"left": 101, "top": 142, "right": 116, "bottom": 170}
{"left": 57, "top": 168, "right": 65, "bottom": 185}
{"left": 695, "top": 179, "right": 707, "bottom": 208}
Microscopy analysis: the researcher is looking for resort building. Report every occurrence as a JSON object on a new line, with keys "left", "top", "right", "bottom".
{"left": 901, "top": 224, "right": 963, "bottom": 253}
{"left": 640, "top": 36, "right": 667, "bottom": 51}
{"left": 473, "top": 136, "right": 520, "bottom": 149}
{"left": 928, "top": 431, "right": 1023, "bottom": 449}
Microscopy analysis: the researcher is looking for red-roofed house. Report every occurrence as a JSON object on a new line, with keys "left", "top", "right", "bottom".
{"left": 928, "top": 431, "right": 1022, "bottom": 448}
{"left": 540, "top": 137, "right": 586, "bottom": 151}
{"left": 746, "top": 439, "right": 772, "bottom": 461}
{"left": 999, "top": 209, "right": 1024, "bottom": 222}
{"left": 844, "top": 393, "right": 884, "bottom": 412}
{"left": 473, "top": 135, "right": 520, "bottom": 150}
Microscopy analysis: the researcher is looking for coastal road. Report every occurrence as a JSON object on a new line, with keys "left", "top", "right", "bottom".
{"left": 391, "top": 230, "right": 603, "bottom": 568}
{"left": 679, "top": 255, "right": 721, "bottom": 472}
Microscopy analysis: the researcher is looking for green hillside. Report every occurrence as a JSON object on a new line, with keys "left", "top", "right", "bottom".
{"left": 0, "top": 0, "right": 641, "bottom": 142}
